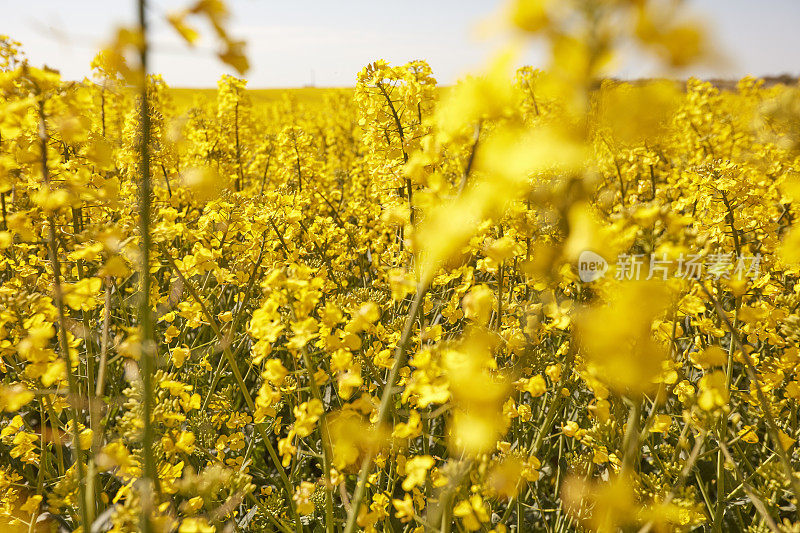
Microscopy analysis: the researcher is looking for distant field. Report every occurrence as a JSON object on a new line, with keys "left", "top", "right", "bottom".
{"left": 168, "top": 86, "right": 354, "bottom": 109}
{"left": 166, "top": 76, "right": 797, "bottom": 111}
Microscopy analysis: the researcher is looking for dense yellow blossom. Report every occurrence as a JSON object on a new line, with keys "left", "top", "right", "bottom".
{"left": 1, "top": 0, "right": 800, "bottom": 531}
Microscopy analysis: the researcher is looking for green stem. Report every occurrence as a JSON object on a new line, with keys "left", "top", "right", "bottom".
{"left": 38, "top": 96, "right": 92, "bottom": 530}
{"left": 136, "top": 1, "right": 160, "bottom": 530}
{"left": 343, "top": 283, "right": 428, "bottom": 533}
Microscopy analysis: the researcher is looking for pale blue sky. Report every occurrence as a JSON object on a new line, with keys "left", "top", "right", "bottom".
{"left": 2, "top": 0, "right": 799, "bottom": 87}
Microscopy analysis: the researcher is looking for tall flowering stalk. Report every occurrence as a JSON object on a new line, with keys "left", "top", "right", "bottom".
{"left": 135, "top": 1, "right": 160, "bottom": 532}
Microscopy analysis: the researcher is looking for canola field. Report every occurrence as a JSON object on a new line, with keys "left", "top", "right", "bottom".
{"left": 2, "top": 1, "right": 800, "bottom": 532}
